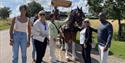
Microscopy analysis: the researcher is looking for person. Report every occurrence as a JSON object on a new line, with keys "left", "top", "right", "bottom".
{"left": 30, "top": 14, "right": 38, "bottom": 63}
{"left": 48, "top": 13, "right": 64, "bottom": 63}
{"left": 32, "top": 10, "right": 49, "bottom": 63}
{"left": 80, "top": 19, "right": 97, "bottom": 63}
{"left": 98, "top": 12, "right": 113, "bottom": 63}
{"left": 9, "top": 5, "right": 31, "bottom": 63}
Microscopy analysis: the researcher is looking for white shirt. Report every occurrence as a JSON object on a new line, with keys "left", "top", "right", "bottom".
{"left": 80, "top": 28, "right": 86, "bottom": 44}
{"left": 32, "top": 19, "right": 48, "bottom": 42}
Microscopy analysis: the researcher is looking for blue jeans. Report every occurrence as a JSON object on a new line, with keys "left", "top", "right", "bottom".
{"left": 12, "top": 31, "right": 27, "bottom": 63}
{"left": 32, "top": 38, "right": 36, "bottom": 60}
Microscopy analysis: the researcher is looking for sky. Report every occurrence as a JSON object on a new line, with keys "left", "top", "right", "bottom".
{"left": 0, "top": 0, "right": 88, "bottom": 18}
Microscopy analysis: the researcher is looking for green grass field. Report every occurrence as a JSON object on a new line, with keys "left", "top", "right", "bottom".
{"left": 0, "top": 19, "right": 11, "bottom": 30}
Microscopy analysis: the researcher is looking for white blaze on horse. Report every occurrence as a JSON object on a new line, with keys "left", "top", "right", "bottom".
{"left": 59, "top": 7, "right": 85, "bottom": 61}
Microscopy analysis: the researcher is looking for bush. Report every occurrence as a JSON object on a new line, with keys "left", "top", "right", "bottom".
{"left": 113, "top": 32, "right": 125, "bottom": 41}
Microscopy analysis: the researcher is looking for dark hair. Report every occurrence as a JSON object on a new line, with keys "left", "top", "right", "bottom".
{"left": 19, "top": 5, "right": 28, "bottom": 17}
{"left": 19, "top": 5, "right": 28, "bottom": 11}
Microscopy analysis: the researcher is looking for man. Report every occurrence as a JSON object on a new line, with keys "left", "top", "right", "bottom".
{"left": 98, "top": 12, "right": 113, "bottom": 63}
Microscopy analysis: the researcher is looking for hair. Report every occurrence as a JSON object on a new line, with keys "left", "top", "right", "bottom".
{"left": 19, "top": 5, "right": 28, "bottom": 17}
{"left": 98, "top": 12, "right": 106, "bottom": 18}
{"left": 19, "top": 5, "right": 28, "bottom": 11}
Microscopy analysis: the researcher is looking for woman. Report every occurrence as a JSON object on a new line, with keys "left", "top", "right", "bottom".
{"left": 9, "top": 5, "right": 31, "bottom": 63}
{"left": 30, "top": 14, "right": 38, "bottom": 63}
{"left": 32, "top": 10, "right": 49, "bottom": 63}
{"left": 80, "top": 19, "right": 97, "bottom": 63}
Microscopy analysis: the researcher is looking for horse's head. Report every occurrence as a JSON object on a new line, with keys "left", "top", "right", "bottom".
{"left": 68, "top": 7, "right": 85, "bottom": 27}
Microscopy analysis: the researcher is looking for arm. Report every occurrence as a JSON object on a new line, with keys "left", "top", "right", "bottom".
{"left": 9, "top": 17, "right": 15, "bottom": 45}
{"left": 105, "top": 24, "right": 113, "bottom": 48}
{"left": 27, "top": 19, "right": 32, "bottom": 47}
{"left": 28, "top": 20, "right": 32, "bottom": 42}
{"left": 91, "top": 27, "right": 97, "bottom": 33}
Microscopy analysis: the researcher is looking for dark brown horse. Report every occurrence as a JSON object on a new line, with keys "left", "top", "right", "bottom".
{"left": 59, "top": 7, "right": 85, "bottom": 61}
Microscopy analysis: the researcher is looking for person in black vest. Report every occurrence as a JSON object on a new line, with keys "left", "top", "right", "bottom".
{"left": 80, "top": 19, "right": 97, "bottom": 63}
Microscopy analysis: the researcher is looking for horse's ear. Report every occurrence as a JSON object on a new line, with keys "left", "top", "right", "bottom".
{"left": 77, "top": 6, "right": 79, "bottom": 10}
{"left": 80, "top": 7, "right": 82, "bottom": 10}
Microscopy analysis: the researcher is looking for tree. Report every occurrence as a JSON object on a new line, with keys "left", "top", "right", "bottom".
{"left": 87, "top": 0, "right": 103, "bottom": 17}
{"left": 27, "top": 1, "right": 44, "bottom": 17}
{"left": 87, "top": 0, "right": 125, "bottom": 37}
{"left": 0, "top": 7, "right": 11, "bottom": 19}
{"left": 103, "top": 0, "right": 125, "bottom": 37}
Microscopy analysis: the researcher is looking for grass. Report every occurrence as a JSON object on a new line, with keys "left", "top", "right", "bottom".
{"left": 76, "top": 19, "right": 125, "bottom": 59}
{"left": 0, "top": 19, "right": 11, "bottom": 30}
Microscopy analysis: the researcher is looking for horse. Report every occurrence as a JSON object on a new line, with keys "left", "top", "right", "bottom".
{"left": 59, "top": 7, "right": 85, "bottom": 61}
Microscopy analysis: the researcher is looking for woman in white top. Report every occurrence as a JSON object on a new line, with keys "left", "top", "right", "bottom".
{"left": 9, "top": 5, "right": 31, "bottom": 63}
{"left": 32, "top": 10, "right": 49, "bottom": 63}
{"left": 80, "top": 19, "right": 97, "bottom": 63}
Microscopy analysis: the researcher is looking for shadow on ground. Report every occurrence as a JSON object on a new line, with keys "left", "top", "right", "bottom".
{"left": 75, "top": 44, "right": 99, "bottom": 63}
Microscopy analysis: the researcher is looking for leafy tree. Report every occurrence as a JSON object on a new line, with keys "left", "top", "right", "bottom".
{"left": 87, "top": 0, "right": 103, "bottom": 17}
{"left": 87, "top": 0, "right": 125, "bottom": 37}
{"left": 27, "top": 1, "right": 44, "bottom": 17}
{"left": 0, "top": 7, "right": 11, "bottom": 19}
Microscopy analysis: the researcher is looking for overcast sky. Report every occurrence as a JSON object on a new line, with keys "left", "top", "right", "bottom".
{"left": 0, "top": 0, "right": 88, "bottom": 18}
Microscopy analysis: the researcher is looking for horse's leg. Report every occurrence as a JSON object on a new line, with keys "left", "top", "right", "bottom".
{"left": 65, "top": 42, "right": 70, "bottom": 60}
{"left": 61, "top": 38, "right": 65, "bottom": 51}
{"left": 71, "top": 41, "right": 76, "bottom": 61}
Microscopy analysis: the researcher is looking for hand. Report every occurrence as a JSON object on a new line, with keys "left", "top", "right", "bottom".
{"left": 27, "top": 42, "right": 30, "bottom": 48}
{"left": 84, "top": 44, "right": 87, "bottom": 48}
{"left": 10, "top": 39, "right": 13, "bottom": 46}
{"left": 103, "top": 47, "right": 108, "bottom": 52}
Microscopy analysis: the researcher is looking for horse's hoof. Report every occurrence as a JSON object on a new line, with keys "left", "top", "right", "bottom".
{"left": 66, "top": 58, "right": 71, "bottom": 62}
{"left": 72, "top": 58, "right": 79, "bottom": 62}
{"left": 61, "top": 48, "right": 65, "bottom": 51}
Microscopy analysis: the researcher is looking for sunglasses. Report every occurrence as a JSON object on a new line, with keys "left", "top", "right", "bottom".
{"left": 39, "top": 13, "right": 45, "bottom": 16}
{"left": 84, "top": 21, "right": 89, "bottom": 23}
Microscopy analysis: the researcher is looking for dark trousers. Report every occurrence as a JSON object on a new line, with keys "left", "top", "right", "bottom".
{"left": 82, "top": 44, "right": 92, "bottom": 63}
{"left": 34, "top": 39, "right": 47, "bottom": 63}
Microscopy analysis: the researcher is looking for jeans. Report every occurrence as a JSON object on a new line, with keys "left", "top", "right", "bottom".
{"left": 12, "top": 31, "right": 27, "bottom": 63}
